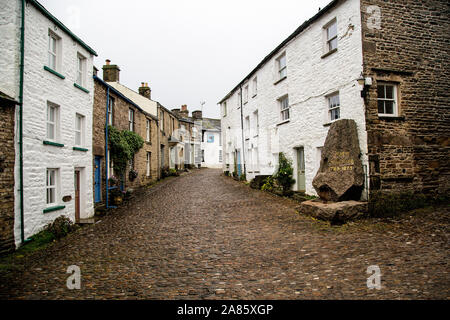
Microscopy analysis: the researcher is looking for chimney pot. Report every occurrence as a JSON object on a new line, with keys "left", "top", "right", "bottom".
{"left": 106, "top": 59, "right": 111, "bottom": 65}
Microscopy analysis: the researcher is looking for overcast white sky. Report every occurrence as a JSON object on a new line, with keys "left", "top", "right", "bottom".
{"left": 39, "top": 0, "right": 332, "bottom": 118}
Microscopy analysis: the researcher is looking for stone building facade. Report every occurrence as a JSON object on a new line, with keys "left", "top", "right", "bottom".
{"left": 219, "top": 0, "right": 449, "bottom": 199}
{"left": 360, "top": 0, "right": 450, "bottom": 196}
{"left": 158, "top": 104, "right": 183, "bottom": 174}
{"left": 0, "top": 93, "right": 17, "bottom": 253}
{"left": 0, "top": 0, "right": 97, "bottom": 247}
{"left": 92, "top": 76, "right": 159, "bottom": 207}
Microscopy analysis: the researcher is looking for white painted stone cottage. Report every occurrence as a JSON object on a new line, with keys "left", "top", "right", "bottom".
{"left": 0, "top": 0, "right": 97, "bottom": 247}
{"left": 219, "top": 0, "right": 368, "bottom": 197}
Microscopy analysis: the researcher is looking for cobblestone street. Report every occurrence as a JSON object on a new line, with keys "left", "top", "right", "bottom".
{"left": 1, "top": 169, "right": 449, "bottom": 299}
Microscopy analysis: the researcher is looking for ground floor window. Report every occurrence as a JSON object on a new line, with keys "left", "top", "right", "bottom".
{"left": 377, "top": 83, "right": 398, "bottom": 116}
{"left": 327, "top": 92, "right": 340, "bottom": 121}
{"left": 46, "top": 168, "right": 58, "bottom": 205}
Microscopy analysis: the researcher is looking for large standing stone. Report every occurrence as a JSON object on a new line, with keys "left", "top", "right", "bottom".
{"left": 312, "top": 119, "right": 364, "bottom": 201}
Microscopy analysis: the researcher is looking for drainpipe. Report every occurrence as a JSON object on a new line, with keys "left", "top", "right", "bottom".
{"left": 104, "top": 87, "right": 116, "bottom": 209}
{"left": 156, "top": 104, "right": 161, "bottom": 180}
{"left": 239, "top": 85, "right": 246, "bottom": 177}
{"left": 18, "top": 0, "right": 26, "bottom": 244}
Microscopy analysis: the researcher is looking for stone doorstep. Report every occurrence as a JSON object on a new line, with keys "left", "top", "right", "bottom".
{"left": 298, "top": 200, "right": 368, "bottom": 223}
{"left": 78, "top": 218, "right": 95, "bottom": 225}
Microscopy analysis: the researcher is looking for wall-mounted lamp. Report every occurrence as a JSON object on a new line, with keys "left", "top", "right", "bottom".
{"left": 358, "top": 73, "right": 372, "bottom": 98}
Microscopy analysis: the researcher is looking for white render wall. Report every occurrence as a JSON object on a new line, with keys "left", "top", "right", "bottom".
{"left": 201, "top": 130, "right": 222, "bottom": 168}
{"left": 221, "top": 0, "right": 368, "bottom": 197}
{"left": 13, "top": 2, "right": 95, "bottom": 246}
{"left": 0, "top": 0, "right": 21, "bottom": 99}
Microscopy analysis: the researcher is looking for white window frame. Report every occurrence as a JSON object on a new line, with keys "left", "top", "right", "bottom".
{"left": 253, "top": 110, "right": 259, "bottom": 137}
{"left": 223, "top": 102, "right": 227, "bottom": 117}
{"left": 146, "top": 119, "right": 151, "bottom": 142}
{"left": 237, "top": 92, "right": 241, "bottom": 108}
{"left": 129, "top": 108, "right": 135, "bottom": 132}
{"left": 108, "top": 96, "right": 114, "bottom": 125}
{"left": 160, "top": 110, "right": 164, "bottom": 131}
{"left": 76, "top": 53, "right": 86, "bottom": 87}
{"left": 146, "top": 152, "right": 151, "bottom": 176}
{"left": 107, "top": 150, "right": 114, "bottom": 178}
{"left": 252, "top": 77, "right": 257, "bottom": 97}
{"left": 219, "top": 150, "right": 223, "bottom": 163}
{"left": 377, "top": 83, "right": 399, "bottom": 117}
{"left": 46, "top": 102, "right": 59, "bottom": 142}
{"left": 244, "top": 85, "right": 249, "bottom": 103}
{"left": 327, "top": 92, "right": 341, "bottom": 122}
{"left": 279, "top": 95, "right": 290, "bottom": 122}
{"left": 75, "top": 113, "right": 84, "bottom": 147}
{"left": 277, "top": 53, "right": 287, "bottom": 80}
{"left": 46, "top": 168, "right": 58, "bottom": 206}
{"left": 324, "top": 19, "right": 338, "bottom": 53}
{"left": 245, "top": 116, "right": 250, "bottom": 138}
{"left": 48, "top": 31, "right": 59, "bottom": 70}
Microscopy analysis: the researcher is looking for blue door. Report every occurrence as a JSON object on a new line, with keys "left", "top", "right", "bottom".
{"left": 94, "top": 156, "right": 101, "bottom": 203}
{"left": 237, "top": 151, "right": 242, "bottom": 176}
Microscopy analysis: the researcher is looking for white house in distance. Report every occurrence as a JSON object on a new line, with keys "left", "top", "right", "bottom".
{"left": 219, "top": 0, "right": 368, "bottom": 197}
{"left": 198, "top": 113, "right": 222, "bottom": 169}
{"left": 0, "top": 0, "right": 97, "bottom": 247}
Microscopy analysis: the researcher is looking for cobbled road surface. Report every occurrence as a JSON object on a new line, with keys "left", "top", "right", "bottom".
{"left": 1, "top": 169, "right": 448, "bottom": 299}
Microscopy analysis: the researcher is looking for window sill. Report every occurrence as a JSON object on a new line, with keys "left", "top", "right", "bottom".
{"left": 274, "top": 76, "right": 287, "bottom": 86}
{"left": 277, "top": 119, "right": 290, "bottom": 126}
{"left": 74, "top": 83, "right": 89, "bottom": 93}
{"left": 73, "top": 147, "right": 88, "bottom": 152}
{"left": 43, "top": 205, "right": 66, "bottom": 214}
{"left": 321, "top": 48, "right": 338, "bottom": 59}
{"left": 43, "top": 140, "right": 64, "bottom": 147}
{"left": 378, "top": 115, "right": 405, "bottom": 121}
{"left": 44, "top": 66, "right": 65, "bottom": 79}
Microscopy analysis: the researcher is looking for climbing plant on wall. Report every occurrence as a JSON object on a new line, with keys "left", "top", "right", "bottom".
{"left": 108, "top": 125, "right": 144, "bottom": 177}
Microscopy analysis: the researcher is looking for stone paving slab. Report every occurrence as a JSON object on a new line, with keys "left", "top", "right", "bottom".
{"left": 0, "top": 169, "right": 448, "bottom": 299}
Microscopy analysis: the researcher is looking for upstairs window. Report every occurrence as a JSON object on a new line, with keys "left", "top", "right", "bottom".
{"left": 253, "top": 110, "right": 259, "bottom": 136}
{"left": 325, "top": 20, "right": 338, "bottom": 53}
{"left": 244, "top": 85, "right": 249, "bottom": 103}
{"left": 252, "top": 77, "right": 257, "bottom": 97}
{"left": 245, "top": 116, "right": 250, "bottom": 138}
{"left": 277, "top": 53, "right": 287, "bottom": 80}
{"left": 75, "top": 113, "right": 84, "bottom": 147}
{"left": 223, "top": 102, "right": 227, "bottom": 117}
{"left": 107, "top": 96, "right": 114, "bottom": 125}
{"left": 327, "top": 92, "right": 340, "bottom": 121}
{"left": 128, "top": 108, "right": 135, "bottom": 132}
{"left": 279, "top": 96, "right": 290, "bottom": 122}
{"left": 46, "top": 102, "right": 59, "bottom": 141}
{"left": 377, "top": 83, "right": 398, "bottom": 116}
{"left": 76, "top": 54, "right": 86, "bottom": 86}
{"left": 48, "top": 31, "right": 59, "bottom": 70}
{"left": 146, "top": 119, "right": 151, "bottom": 142}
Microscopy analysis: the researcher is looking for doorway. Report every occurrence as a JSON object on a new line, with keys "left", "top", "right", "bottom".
{"left": 94, "top": 156, "right": 101, "bottom": 203}
{"left": 296, "top": 147, "right": 306, "bottom": 192}
{"left": 74, "top": 170, "right": 81, "bottom": 223}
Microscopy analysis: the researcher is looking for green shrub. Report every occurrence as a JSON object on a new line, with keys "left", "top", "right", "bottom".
{"left": 45, "top": 216, "right": 78, "bottom": 240}
{"left": 108, "top": 125, "right": 144, "bottom": 176}
{"left": 274, "top": 152, "right": 296, "bottom": 196}
{"left": 261, "top": 176, "right": 275, "bottom": 192}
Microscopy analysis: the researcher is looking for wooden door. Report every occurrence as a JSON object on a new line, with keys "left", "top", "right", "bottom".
{"left": 297, "top": 148, "right": 306, "bottom": 192}
{"left": 74, "top": 170, "right": 80, "bottom": 223}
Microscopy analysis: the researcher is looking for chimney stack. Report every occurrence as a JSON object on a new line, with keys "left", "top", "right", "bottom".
{"left": 138, "top": 82, "right": 151, "bottom": 100}
{"left": 192, "top": 110, "right": 202, "bottom": 120}
{"left": 179, "top": 104, "right": 189, "bottom": 118}
{"left": 102, "top": 59, "right": 120, "bottom": 82}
